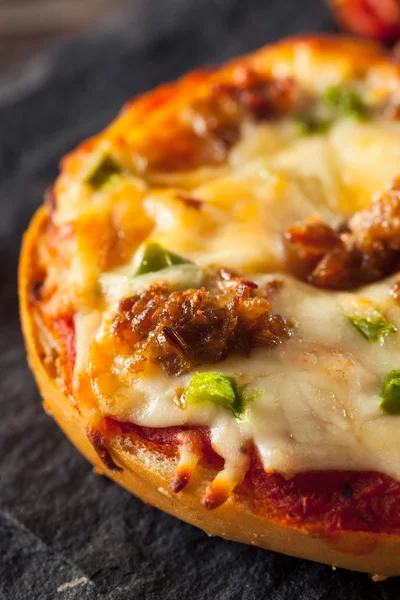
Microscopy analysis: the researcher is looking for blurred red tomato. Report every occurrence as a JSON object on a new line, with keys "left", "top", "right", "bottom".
{"left": 329, "top": 0, "right": 400, "bottom": 43}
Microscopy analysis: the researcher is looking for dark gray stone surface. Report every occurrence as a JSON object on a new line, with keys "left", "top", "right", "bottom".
{"left": 1, "top": 0, "right": 399, "bottom": 597}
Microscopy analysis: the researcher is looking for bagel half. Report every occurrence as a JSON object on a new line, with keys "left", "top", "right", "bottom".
{"left": 19, "top": 35, "right": 400, "bottom": 576}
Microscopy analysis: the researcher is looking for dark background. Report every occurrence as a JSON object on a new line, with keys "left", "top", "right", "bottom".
{"left": 1, "top": 1, "right": 399, "bottom": 598}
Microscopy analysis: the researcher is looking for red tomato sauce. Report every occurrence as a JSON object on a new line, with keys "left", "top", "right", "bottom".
{"left": 106, "top": 419, "right": 400, "bottom": 535}
{"left": 52, "top": 317, "right": 76, "bottom": 366}
{"left": 106, "top": 419, "right": 224, "bottom": 471}
{"left": 240, "top": 451, "right": 400, "bottom": 534}
{"left": 50, "top": 316, "right": 76, "bottom": 388}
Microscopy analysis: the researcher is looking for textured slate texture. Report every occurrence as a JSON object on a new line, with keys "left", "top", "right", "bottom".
{"left": 1, "top": 0, "right": 399, "bottom": 598}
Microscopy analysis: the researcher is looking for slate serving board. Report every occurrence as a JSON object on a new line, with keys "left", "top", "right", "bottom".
{"left": 1, "top": 1, "right": 399, "bottom": 598}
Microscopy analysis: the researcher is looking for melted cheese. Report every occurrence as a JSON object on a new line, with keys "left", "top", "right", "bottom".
{"left": 91, "top": 270, "right": 400, "bottom": 479}
{"left": 67, "top": 115, "right": 400, "bottom": 480}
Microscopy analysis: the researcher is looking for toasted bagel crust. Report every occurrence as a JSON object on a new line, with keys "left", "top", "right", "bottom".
{"left": 19, "top": 36, "right": 400, "bottom": 576}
